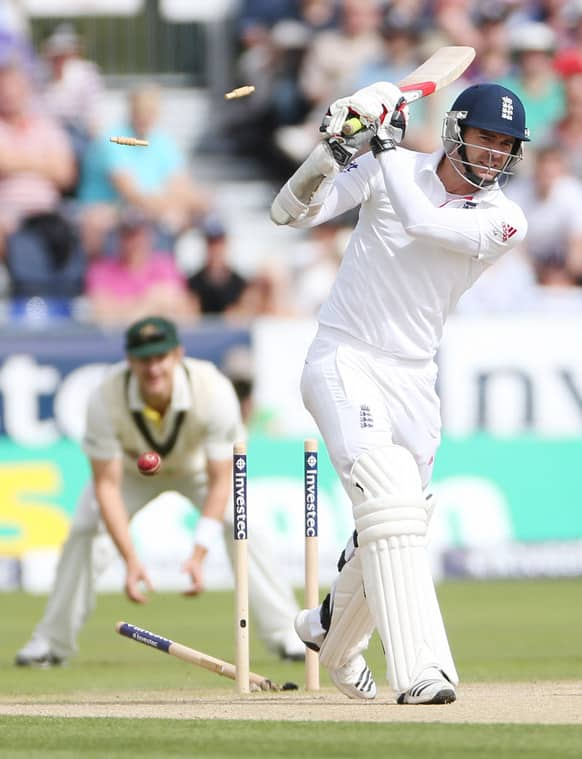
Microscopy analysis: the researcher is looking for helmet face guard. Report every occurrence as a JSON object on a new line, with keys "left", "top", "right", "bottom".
{"left": 441, "top": 111, "right": 524, "bottom": 188}
{"left": 441, "top": 84, "right": 530, "bottom": 189}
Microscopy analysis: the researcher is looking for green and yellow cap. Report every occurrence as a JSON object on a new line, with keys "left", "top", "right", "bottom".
{"left": 124, "top": 316, "right": 180, "bottom": 358}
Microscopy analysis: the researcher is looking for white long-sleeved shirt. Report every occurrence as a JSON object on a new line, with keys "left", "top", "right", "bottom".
{"left": 291, "top": 148, "right": 527, "bottom": 361}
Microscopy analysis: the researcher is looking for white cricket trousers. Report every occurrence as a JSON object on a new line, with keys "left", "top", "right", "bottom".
{"left": 300, "top": 328, "right": 457, "bottom": 687}
{"left": 301, "top": 327, "right": 441, "bottom": 493}
{"left": 34, "top": 471, "right": 299, "bottom": 659}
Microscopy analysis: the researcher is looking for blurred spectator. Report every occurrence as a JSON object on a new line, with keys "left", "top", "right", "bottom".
{"left": 299, "top": 0, "right": 384, "bottom": 108}
{"left": 187, "top": 217, "right": 249, "bottom": 316}
{"left": 40, "top": 24, "right": 106, "bottom": 175}
{"left": 0, "top": 52, "right": 76, "bottom": 240}
{"left": 237, "top": 0, "right": 300, "bottom": 40}
{"left": 292, "top": 220, "right": 347, "bottom": 316}
{"left": 211, "top": 18, "right": 312, "bottom": 163}
{"left": 506, "top": 144, "right": 582, "bottom": 286}
{"left": 553, "top": 48, "right": 582, "bottom": 179}
{"left": 500, "top": 21, "right": 565, "bottom": 144}
{"left": 466, "top": 4, "right": 514, "bottom": 83}
{"left": 221, "top": 344, "right": 256, "bottom": 425}
{"left": 0, "top": 1, "right": 30, "bottom": 40}
{"left": 274, "top": 0, "right": 385, "bottom": 165}
{"left": 234, "top": 258, "right": 298, "bottom": 317}
{"left": 85, "top": 206, "right": 192, "bottom": 325}
{"left": 353, "top": 8, "right": 424, "bottom": 89}
{"left": 536, "top": 0, "right": 579, "bottom": 47}
{"left": 559, "top": 0, "right": 582, "bottom": 48}
{"left": 0, "top": 52, "right": 79, "bottom": 299}
{"left": 433, "top": 0, "right": 483, "bottom": 49}
{"left": 207, "top": 2, "right": 340, "bottom": 174}
{"left": 300, "top": 0, "right": 339, "bottom": 32}
{"left": 78, "top": 83, "right": 211, "bottom": 257}
{"left": 6, "top": 209, "right": 85, "bottom": 299}
{"left": 351, "top": 10, "right": 445, "bottom": 152}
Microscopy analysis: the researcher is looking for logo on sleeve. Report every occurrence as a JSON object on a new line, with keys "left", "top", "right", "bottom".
{"left": 342, "top": 161, "right": 359, "bottom": 173}
{"left": 502, "top": 222, "right": 517, "bottom": 241}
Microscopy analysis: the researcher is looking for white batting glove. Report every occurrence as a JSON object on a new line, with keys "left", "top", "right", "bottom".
{"left": 324, "top": 82, "right": 404, "bottom": 136}
{"left": 320, "top": 82, "right": 404, "bottom": 167}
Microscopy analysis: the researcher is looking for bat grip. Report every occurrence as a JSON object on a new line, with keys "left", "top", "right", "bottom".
{"left": 116, "top": 622, "right": 172, "bottom": 652}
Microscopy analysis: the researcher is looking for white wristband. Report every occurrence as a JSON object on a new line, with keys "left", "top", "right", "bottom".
{"left": 193, "top": 516, "right": 223, "bottom": 551}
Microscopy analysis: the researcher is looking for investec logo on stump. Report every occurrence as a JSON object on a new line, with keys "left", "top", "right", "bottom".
{"left": 234, "top": 454, "right": 247, "bottom": 540}
{"left": 304, "top": 453, "right": 318, "bottom": 537}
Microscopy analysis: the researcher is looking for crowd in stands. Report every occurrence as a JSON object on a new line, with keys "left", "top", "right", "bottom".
{"left": 2, "top": 1, "right": 582, "bottom": 329}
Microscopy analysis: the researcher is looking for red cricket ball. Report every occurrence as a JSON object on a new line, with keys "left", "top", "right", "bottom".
{"left": 137, "top": 451, "right": 161, "bottom": 476}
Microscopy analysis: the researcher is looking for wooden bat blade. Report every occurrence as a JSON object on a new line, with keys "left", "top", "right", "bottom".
{"left": 398, "top": 45, "right": 475, "bottom": 98}
{"left": 115, "top": 621, "right": 298, "bottom": 692}
{"left": 340, "top": 46, "right": 475, "bottom": 136}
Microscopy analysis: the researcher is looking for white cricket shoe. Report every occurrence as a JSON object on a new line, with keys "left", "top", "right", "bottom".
{"left": 15, "top": 636, "right": 64, "bottom": 668}
{"left": 397, "top": 669, "right": 456, "bottom": 705}
{"left": 295, "top": 610, "right": 376, "bottom": 700}
{"left": 329, "top": 655, "right": 377, "bottom": 700}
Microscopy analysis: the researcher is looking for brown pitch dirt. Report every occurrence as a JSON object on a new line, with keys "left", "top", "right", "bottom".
{"left": 1, "top": 681, "right": 581, "bottom": 723}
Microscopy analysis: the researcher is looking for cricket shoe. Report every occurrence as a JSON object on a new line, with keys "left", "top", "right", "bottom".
{"left": 295, "top": 609, "right": 376, "bottom": 700}
{"left": 329, "top": 655, "right": 377, "bottom": 700}
{"left": 397, "top": 668, "right": 456, "bottom": 705}
{"left": 15, "top": 636, "right": 65, "bottom": 668}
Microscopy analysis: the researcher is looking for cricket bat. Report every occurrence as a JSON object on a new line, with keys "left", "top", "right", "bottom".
{"left": 115, "top": 621, "right": 298, "bottom": 692}
{"left": 342, "top": 45, "right": 475, "bottom": 136}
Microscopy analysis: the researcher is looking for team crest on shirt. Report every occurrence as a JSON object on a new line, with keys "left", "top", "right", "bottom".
{"left": 360, "top": 404, "right": 373, "bottom": 428}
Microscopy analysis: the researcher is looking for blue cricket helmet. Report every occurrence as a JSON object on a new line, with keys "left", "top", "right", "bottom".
{"left": 450, "top": 83, "right": 530, "bottom": 142}
{"left": 442, "top": 83, "right": 530, "bottom": 188}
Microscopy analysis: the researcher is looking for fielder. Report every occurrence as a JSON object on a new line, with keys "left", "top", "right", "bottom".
{"left": 16, "top": 316, "right": 304, "bottom": 666}
{"left": 271, "top": 82, "right": 529, "bottom": 703}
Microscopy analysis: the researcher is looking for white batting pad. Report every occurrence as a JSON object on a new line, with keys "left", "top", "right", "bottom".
{"left": 318, "top": 551, "right": 375, "bottom": 670}
{"left": 352, "top": 446, "right": 458, "bottom": 692}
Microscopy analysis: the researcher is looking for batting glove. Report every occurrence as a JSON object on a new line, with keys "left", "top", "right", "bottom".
{"left": 370, "top": 96, "right": 410, "bottom": 156}
{"left": 320, "top": 82, "right": 404, "bottom": 167}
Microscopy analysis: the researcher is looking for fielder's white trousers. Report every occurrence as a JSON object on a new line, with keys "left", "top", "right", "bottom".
{"left": 34, "top": 471, "right": 299, "bottom": 659}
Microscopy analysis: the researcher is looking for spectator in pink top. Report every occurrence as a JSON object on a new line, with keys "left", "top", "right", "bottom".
{"left": 86, "top": 206, "right": 193, "bottom": 325}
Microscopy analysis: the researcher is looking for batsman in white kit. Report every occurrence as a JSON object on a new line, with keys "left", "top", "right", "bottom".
{"left": 271, "top": 81, "right": 530, "bottom": 703}
{"left": 16, "top": 316, "right": 304, "bottom": 666}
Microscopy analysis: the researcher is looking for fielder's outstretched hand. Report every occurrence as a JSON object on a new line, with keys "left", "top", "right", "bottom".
{"left": 125, "top": 560, "right": 154, "bottom": 604}
{"left": 182, "top": 555, "right": 205, "bottom": 596}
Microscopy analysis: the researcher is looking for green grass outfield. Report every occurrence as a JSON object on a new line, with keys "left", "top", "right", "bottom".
{"left": 1, "top": 579, "right": 582, "bottom": 757}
